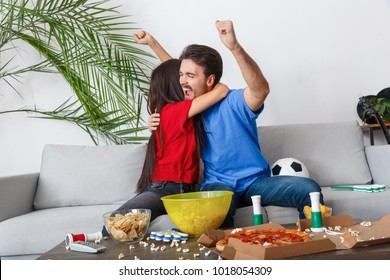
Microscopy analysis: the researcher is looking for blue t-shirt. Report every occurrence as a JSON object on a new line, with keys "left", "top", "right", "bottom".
{"left": 200, "top": 88, "right": 270, "bottom": 194}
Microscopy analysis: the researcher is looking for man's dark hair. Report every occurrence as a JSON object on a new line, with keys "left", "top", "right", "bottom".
{"left": 179, "top": 44, "right": 223, "bottom": 86}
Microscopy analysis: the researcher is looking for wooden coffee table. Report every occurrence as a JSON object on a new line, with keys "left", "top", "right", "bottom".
{"left": 37, "top": 237, "right": 220, "bottom": 260}
{"left": 37, "top": 234, "right": 390, "bottom": 260}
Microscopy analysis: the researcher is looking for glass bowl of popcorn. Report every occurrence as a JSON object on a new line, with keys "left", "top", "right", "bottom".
{"left": 161, "top": 191, "right": 233, "bottom": 236}
{"left": 103, "top": 209, "right": 151, "bottom": 243}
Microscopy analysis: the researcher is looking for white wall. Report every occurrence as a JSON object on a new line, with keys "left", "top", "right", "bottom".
{"left": 1, "top": 0, "right": 390, "bottom": 176}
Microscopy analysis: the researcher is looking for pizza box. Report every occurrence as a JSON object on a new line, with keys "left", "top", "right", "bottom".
{"left": 197, "top": 222, "right": 336, "bottom": 260}
{"left": 298, "top": 214, "right": 390, "bottom": 250}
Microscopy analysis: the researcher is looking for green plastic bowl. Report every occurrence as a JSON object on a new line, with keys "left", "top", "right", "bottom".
{"left": 161, "top": 191, "right": 233, "bottom": 236}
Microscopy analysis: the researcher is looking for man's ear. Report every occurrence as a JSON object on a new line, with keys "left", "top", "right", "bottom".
{"left": 206, "top": 75, "right": 216, "bottom": 87}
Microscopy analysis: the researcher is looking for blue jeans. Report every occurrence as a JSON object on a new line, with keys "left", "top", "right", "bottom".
{"left": 102, "top": 182, "right": 196, "bottom": 236}
{"left": 203, "top": 175, "right": 323, "bottom": 228}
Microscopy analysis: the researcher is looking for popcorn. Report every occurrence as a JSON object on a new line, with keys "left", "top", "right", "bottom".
{"left": 360, "top": 221, "right": 372, "bottom": 227}
{"left": 118, "top": 253, "right": 124, "bottom": 259}
{"left": 348, "top": 228, "right": 360, "bottom": 237}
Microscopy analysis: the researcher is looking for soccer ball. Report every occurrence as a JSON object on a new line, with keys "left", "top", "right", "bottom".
{"left": 271, "top": 158, "right": 310, "bottom": 178}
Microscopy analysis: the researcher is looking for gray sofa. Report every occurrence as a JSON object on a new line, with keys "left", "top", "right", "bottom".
{"left": 1, "top": 120, "right": 389, "bottom": 260}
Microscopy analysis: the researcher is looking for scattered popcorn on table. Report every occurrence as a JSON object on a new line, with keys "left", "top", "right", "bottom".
{"left": 134, "top": 256, "right": 139, "bottom": 260}
{"left": 95, "top": 239, "right": 101, "bottom": 244}
{"left": 340, "top": 236, "right": 344, "bottom": 243}
{"left": 160, "top": 245, "right": 166, "bottom": 251}
{"left": 360, "top": 221, "right": 372, "bottom": 227}
{"left": 129, "top": 245, "right": 135, "bottom": 250}
{"left": 334, "top": 225, "right": 342, "bottom": 231}
{"left": 182, "top": 248, "right": 190, "bottom": 253}
{"left": 369, "top": 237, "right": 375, "bottom": 241}
{"left": 150, "top": 246, "right": 159, "bottom": 251}
{"left": 178, "top": 256, "right": 184, "bottom": 260}
{"left": 103, "top": 236, "right": 110, "bottom": 240}
{"left": 205, "top": 250, "right": 211, "bottom": 257}
{"left": 65, "top": 245, "right": 70, "bottom": 250}
{"left": 118, "top": 253, "right": 124, "bottom": 259}
{"left": 176, "top": 247, "right": 182, "bottom": 252}
{"left": 193, "top": 253, "right": 200, "bottom": 258}
{"left": 348, "top": 228, "right": 360, "bottom": 237}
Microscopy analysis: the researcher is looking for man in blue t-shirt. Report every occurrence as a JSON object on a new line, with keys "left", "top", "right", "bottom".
{"left": 138, "top": 20, "right": 323, "bottom": 227}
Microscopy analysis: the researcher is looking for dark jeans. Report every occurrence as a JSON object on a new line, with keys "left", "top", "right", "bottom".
{"left": 203, "top": 175, "right": 323, "bottom": 228}
{"left": 102, "top": 181, "right": 196, "bottom": 236}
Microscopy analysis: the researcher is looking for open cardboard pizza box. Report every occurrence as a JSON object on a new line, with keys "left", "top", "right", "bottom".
{"left": 197, "top": 222, "right": 335, "bottom": 260}
{"left": 299, "top": 214, "right": 390, "bottom": 250}
{"left": 197, "top": 214, "right": 390, "bottom": 260}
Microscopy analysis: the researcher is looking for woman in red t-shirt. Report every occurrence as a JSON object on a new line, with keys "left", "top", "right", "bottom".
{"left": 102, "top": 59, "right": 228, "bottom": 235}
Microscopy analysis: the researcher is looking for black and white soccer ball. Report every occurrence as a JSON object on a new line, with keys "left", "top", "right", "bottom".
{"left": 271, "top": 158, "right": 310, "bottom": 178}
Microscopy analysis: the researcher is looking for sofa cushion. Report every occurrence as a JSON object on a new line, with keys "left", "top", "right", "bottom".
{"left": 258, "top": 121, "right": 372, "bottom": 187}
{"left": 365, "top": 145, "right": 390, "bottom": 186}
{"left": 33, "top": 144, "right": 146, "bottom": 209}
{"left": 0, "top": 204, "right": 119, "bottom": 257}
{"left": 322, "top": 187, "right": 390, "bottom": 221}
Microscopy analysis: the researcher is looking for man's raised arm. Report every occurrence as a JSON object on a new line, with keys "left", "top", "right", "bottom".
{"left": 215, "top": 20, "right": 270, "bottom": 112}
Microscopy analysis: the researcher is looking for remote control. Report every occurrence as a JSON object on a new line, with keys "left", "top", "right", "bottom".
{"left": 68, "top": 241, "right": 106, "bottom": 253}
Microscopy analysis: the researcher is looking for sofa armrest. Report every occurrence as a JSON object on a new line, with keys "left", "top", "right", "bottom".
{"left": 0, "top": 173, "right": 39, "bottom": 222}
{"left": 365, "top": 145, "right": 390, "bottom": 186}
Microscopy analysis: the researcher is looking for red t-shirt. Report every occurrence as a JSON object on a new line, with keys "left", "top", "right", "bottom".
{"left": 152, "top": 100, "right": 199, "bottom": 183}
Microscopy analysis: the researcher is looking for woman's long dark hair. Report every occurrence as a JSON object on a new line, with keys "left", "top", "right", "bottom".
{"left": 136, "top": 59, "right": 203, "bottom": 193}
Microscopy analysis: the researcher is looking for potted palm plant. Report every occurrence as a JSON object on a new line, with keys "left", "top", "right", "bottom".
{"left": 0, "top": 0, "right": 155, "bottom": 144}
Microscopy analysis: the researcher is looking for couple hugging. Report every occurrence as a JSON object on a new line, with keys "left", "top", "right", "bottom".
{"left": 102, "top": 20, "right": 322, "bottom": 236}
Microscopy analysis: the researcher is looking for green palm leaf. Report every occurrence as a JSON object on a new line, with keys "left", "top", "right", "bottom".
{"left": 0, "top": 0, "right": 154, "bottom": 144}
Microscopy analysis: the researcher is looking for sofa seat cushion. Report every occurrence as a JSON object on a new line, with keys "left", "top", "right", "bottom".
{"left": 34, "top": 144, "right": 146, "bottom": 209}
{"left": 0, "top": 204, "right": 119, "bottom": 257}
{"left": 322, "top": 187, "right": 390, "bottom": 221}
{"left": 264, "top": 206, "right": 299, "bottom": 224}
{"left": 258, "top": 121, "right": 372, "bottom": 187}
